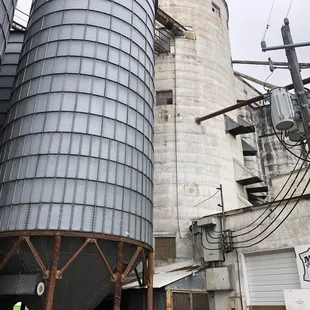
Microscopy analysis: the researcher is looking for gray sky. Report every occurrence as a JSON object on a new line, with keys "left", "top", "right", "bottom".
{"left": 15, "top": 0, "right": 310, "bottom": 92}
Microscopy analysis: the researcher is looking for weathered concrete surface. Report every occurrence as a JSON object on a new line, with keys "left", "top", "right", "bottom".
{"left": 154, "top": 0, "right": 245, "bottom": 261}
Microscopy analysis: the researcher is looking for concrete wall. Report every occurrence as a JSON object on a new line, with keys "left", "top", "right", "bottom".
{"left": 154, "top": 0, "right": 245, "bottom": 262}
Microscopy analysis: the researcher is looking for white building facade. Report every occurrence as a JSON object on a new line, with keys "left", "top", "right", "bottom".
{"left": 153, "top": 1, "right": 310, "bottom": 309}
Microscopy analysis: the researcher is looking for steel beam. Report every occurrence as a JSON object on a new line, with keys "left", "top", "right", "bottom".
{"left": 195, "top": 77, "right": 310, "bottom": 124}
{"left": 113, "top": 241, "right": 124, "bottom": 310}
{"left": 0, "top": 237, "right": 22, "bottom": 272}
{"left": 45, "top": 235, "right": 61, "bottom": 310}
{"left": 147, "top": 252, "right": 154, "bottom": 310}
{"left": 232, "top": 59, "right": 310, "bottom": 68}
{"left": 59, "top": 238, "right": 91, "bottom": 276}
{"left": 24, "top": 237, "right": 47, "bottom": 276}
{"left": 262, "top": 41, "right": 310, "bottom": 52}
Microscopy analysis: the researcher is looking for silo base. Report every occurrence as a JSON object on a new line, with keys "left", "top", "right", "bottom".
{"left": 0, "top": 231, "right": 154, "bottom": 310}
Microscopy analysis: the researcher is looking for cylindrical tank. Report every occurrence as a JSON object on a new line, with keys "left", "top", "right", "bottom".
{"left": 270, "top": 87, "right": 295, "bottom": 131}
{"left": 0, "top": 30, "right": 24, "bottom": 131}
{"left": 154, "top": 0, "right": 245, "bottom": 260}
{"left": 0, "top": 0, "right": 155, "bottom": 309}
{"left": 0, "top": 0, "right": 18, "bottom": 66}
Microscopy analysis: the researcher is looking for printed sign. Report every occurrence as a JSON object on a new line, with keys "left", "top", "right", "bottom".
{"left": 295, "top": 245, "right": 310, "bottom": 289}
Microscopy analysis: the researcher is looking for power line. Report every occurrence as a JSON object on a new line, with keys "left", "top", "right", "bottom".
{"left": 210, "top": 151, "right": 303, "bottom": 236}
{"left": 286, "top": 0, "right": 294, "bottom": 18}
{"left": 262, "top": 0, "right": 277, "bottom": 41}
{"left": 234, "top": 159, "right": 310, "bottom": 245}
{"left": 235, "top": 172, "right": 310, "bottom": 249}
{"left": 193, "top": 189, "right": 220, "bottom": 208}
{"left": 232, "top": 153, "right": 307, "bottom": 239}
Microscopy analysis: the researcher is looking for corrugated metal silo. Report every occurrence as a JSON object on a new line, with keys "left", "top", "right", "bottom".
{"left": 0, "top": 0, "right": 18, "bottom": 66}
{"left": 0, "top": 30, "right": 24, "bottom": 130}
{"left": 0, "top": 0, "right": 155, "bottom": 309}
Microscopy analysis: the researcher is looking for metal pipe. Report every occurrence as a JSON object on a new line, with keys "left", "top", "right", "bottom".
{"left": 45, "top": 235, "right": 61, "bottom": 310}
{"left": 195, "top": 77, "right": 310, "bottom": 124}
{"left": 234, "top": 71, "right": 277, "bottom": 89}
{"left": 113, "top": 241, "right": 124, "bottom": 310}
{"left": 155, "top": 8, "right": 186, "bottom": 36}
{"left": 262, "top": 41, "right": 310, "bottom": 52}
{"left": 232, "top": 60, "right": 310, "bottom": 68}
{"left": 147, "top": 252, "right": 154, "bottom": 310}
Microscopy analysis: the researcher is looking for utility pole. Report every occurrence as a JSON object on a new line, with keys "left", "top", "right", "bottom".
{"left": 281, "top": 18, "right": 310, "bottom": 150}
{"left": 218, "top": 184, "right": 225, "bottom": 232}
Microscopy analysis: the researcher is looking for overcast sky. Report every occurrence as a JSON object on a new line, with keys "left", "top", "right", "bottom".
{"left": 15, "top": 0, "right": 310, "bottom": 92}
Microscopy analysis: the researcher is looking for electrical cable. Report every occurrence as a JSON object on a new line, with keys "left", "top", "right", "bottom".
{"left": 235, "top": 172, "right": 310, "bottom": 249}
{"left": 208, "top": 155, "right": 305, "bottom": 242}
{"left": 280, "top": 132, "right": 305, "bottom": 148}
{"left": 193, "top": 189, "right": 220, "bottom": 208}
{"left": 263, "top": 70, "right": 275, "bottom": 91}
{"left": 233, "top": 155, "right": 308, "bottom": 240}
{"left": 209, "top": 150, "right": 303, "bottom": 237}
{"left": 262, "top": 0, "right": 276, "bottom": 41}
{"left": 272, "top": 114, "right": 310, "bottom": 162}
{"left": 205, "top": 230, "right": 221, "bottom": 244}
{"left": 196, "top": 231, "right": 221, "bottom": 251}
{"left": 286, "top": 0, "right": 294, "bottom": 18}
{"left": 234, "top": 159, "right": 310, "bottom": 245}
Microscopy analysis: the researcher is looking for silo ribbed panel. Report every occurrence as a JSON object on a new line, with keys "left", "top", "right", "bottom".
{"left": 0, "top": 31, "right": 24, "bottom": 130}
{"left": 0, "top": 0, "right": 17, "bottom": 65}
{"left": 0, "top": 0, "right": 155, "bottom": 246}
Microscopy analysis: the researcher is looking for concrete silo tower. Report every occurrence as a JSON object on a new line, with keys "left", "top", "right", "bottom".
{"left": 153, "top": 0, "right": 249, "bottom": 260}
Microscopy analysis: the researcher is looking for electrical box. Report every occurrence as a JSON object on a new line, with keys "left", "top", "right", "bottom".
{"left": 206, "top": 266, "right": 233, "bottom": 291}
{"left": 197, "top": 217, "right": 224, "bottom": 262}
{"left": 197, "top": 216, "right": 218, "bottom": 227}
{"left": 270, "top": 87, "right": 295, "bottom": 130}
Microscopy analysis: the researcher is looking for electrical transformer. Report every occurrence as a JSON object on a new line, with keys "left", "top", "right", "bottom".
{"left": 270, "top": 87, "right": 295, "bottom": 131}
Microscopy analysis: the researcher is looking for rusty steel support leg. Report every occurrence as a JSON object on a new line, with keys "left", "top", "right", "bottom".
{"left": 147, "top": 252, "right": 154, "bottom": 310}
{"left": 45, "top": 235, "right": 61, "bottom": 310}
{"left": 113, "top": 241, "right": 123, "bottom": 310}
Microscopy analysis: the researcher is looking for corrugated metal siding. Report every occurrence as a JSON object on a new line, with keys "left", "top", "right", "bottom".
{"left": 0, "top": 31, "right": 24, "bottom": 130}
{"left": 0, "top": 0, "right": 17, "bottom": 64}
{"left": 246, "top": 251, "right": 301, "bottom": 306}
{"left": 0, "top": 0, "right": 155, "bottom": 246}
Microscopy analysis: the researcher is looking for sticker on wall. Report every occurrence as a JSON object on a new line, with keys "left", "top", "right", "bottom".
{"left": 295, "top": 245, "right": 310, "bottom": 289}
